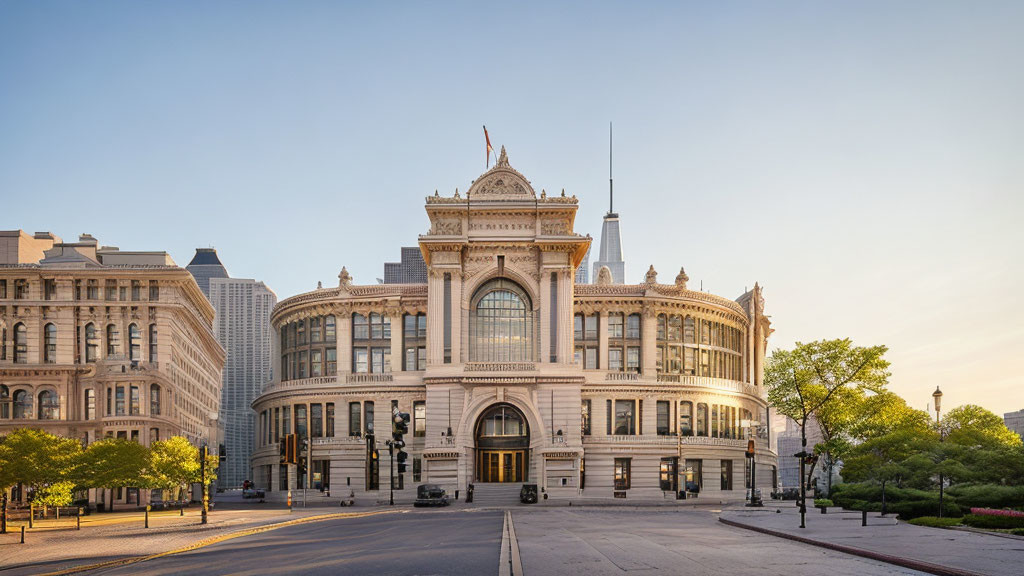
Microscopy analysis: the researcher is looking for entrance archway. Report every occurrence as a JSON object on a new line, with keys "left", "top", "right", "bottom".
{"left": 475, "top": 403, "right": 529, "bottom": 483}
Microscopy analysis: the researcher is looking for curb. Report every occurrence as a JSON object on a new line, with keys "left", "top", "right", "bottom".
{"left": 717, "top": 516, "right": 985, "bottom": 576}
{"left": 34, "top": 510, "right": 400, "bottom": 576}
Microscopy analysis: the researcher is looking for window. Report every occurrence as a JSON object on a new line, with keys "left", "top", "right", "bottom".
{"left": 684, "top": 316, "right": 695, "bottom": 343}
{"left": 477, "top": 405, "right": 526, "bottom": 437}
{"left": 679, "top": 401, "right": 693, "bottom": 436}
{"left": 353, "top": 314, "right": 368, "bottom": 339}
{"left": 608, "top": 313, "right": 623, "bottom": 338}
{"left": 105, "top": 280, "right": 117, "bottom": 301}
{"left": 364, "top": 401, "right": 374, "bottom": 434}
{"left": 326, "top": 403, "right": 335, "bottom": 437}
{"left": 311, "top": 404, "right": 323, "bottom": 438}
{"left": 657, "top": 400, "right": 671, "bottom": 435}
{"left": 614, "top": 400, "right": 635, "bottom": 435}
{"left": 581, "top": 399, "right": 591, "bottom": 436}
{"left": 150, "top": 427, "right": 159, "bottom": 444}
{"left": 696, "top": 403, "right": 708, "bottom": 437}
{"left": 296, "top": 318, "right": 306, "bottom": 345}
{"left": 128, "top": 324, "right": 141, "bottom": 361}
{"left": 283, "top": 406, "right": 291, "bottom": 437}
{"left": 116, "top": 385, "right": 125, "bottom": 415}
{"left": 325, "top": 348, "right": 336, "bottom": 375}
{"left": 44, "top": 323, "right": 57, "bottom": 363}
{"left": 37, "top": 390, "right": 59, "bottom": 419}
{"left": 1, "top": 385, "right": 11, "bottom": 419}
{"left": 13, "top": 389, "right": 32, "bottom": 419}
{"left": 44, "top": 279, "right": 56, "bottom": 300}
{"left": 660, "top": 457, "right": 678, "bottom": 491}
{"left": 626, "top": 346, "right": 640, "bottom": 372}
{"left": 13, "top": 323, "right": 27, "bottom": 363}
{"left": 0, "top": 279, "right": 6, "bottom": 299}
{"left": 85, "top": 323, "right": 98, "bottom": 362}
{"left": 413, "top": 457, "right": 422, "bottom": 482}
{"left": 310, "top": 350, "right": 322, "bottom": 377}
{"left": 14, "top": 279, "right": 29, "bottom": 299}
{"left": 354, "top": 348, "right": 368, "bottom": 373}
{"left": 414, "top": 401, "right": 425, "bottom": 437}
{"left": 325, "top": 315, "right": 336, "bottom": 341}
{"left": 684, "top": 459, "right": 703, "bottom": 492}
{"left": 131, "top": 281, "right": 141, "bottom": 301}
{"left": 148, "top": 324, "right": 158, "bottom": 362}
{"left": 349, "top": 402, "right": 361, "bottom": 436}
{"left": 626, "top": 314, "right": 641, "bottom": 339}
{"left": 296, "top": 350, "right": 307, "bottom": 378}
{"left": 614, "top": 458, "right": 631, "bottom": 490}
{"left": 310, "top": 317, "right": 321, "bottom": 343}
{"left": 721, "top": 460, "right": 733, "bottom": 491}
{"left": 149, "top": 281, "right": 159, "bottom": 301}
{"left": 0, "top": 326, "right": 5, "bottom": 361}
{"left": 371, "top": 347, "right": 391, "bottom": 373}
{"left": 470, "top": 278, "right": 533, "bottom": 362}
{"left": 129, "top": 385, "right": 140, "bottom": 415}
{"left": 711, "top": 405, "right": 719, "bottom": 438}
{"left": 150, "top": 384, "right": 161, "bottom": 416}
{"left": 87, "top": 280, "right": 99, "bottom": 300}
{"left": 106, "top": 324, "right": 120, "bottom": 356}
{"left": 608, "top": 348, "right": 622, "bottom": 371}
{"left": 295, "top": 404, "right": 308, "bottom": 438}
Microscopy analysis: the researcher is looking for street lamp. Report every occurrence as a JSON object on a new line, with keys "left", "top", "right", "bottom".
{"left": 201, "top": 411, "right": 219, "bottom": 525}
{"left": 932, "top": 386, "right": 944, "bottom": 518}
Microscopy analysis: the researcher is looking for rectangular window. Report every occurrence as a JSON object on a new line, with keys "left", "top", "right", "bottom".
{"left": 354, "top": 348, "right": 368, "bottom": 373}
{"left": 85, "top": 389, "right": 96, "bottom": 420}
{"left": 656, "top": 400, "right": 671, "bottom": 436}
{"left": 107, "top": 387, "right": 112, "bottom": 416}
{"left": 626, "top": 346, "right": 640, "bottom": 372}
{"left": 614, "top": 458, "right": 631, "bottom": 490}
{"left": 721, "top": 460, "right": 733, "bottom": 491}
{"left": 371, "top": 347, "right": 391, "bottom": 373}
{"left": 405, "top": 347, "right": 417, "bottom": 371}
{"left": 712, "top": 405, "right": 719, "bottom": 438}
{"left": 680, "top": 402, "right": 693, "bottom": 436}
{"left": 584, "top": 347, "right": 597, "bottom": 370}
{"left": 614, "top": 399, "right": 635, "bottom": 435}
{"left": 295, "top": 404, "right": 307, "bottom": 439}
{"left": 349, "top": 402, "right": 361, "bottom": 436}
{"left": 325, "top": 348, "right": 337, "bottom": 376}
{"left": 608, "top": 348, "right": 623, "bottom": 371}
{"left": 353, "top": 314, "right": 369, "bottom": 340}
{"left": 0, "top": 279, "right": 6, "bottom": 299}
{"left": 584, "top": 315, "right": 598, "bottom": 340}
{"left": 325, "top": 315, "right": 336, "bottom": 341}
{"left": 364, "top": 401, "right": 374, "bottom": 435}
{"left": 581, "top": 399, "right": 591, "bottom": 436}
{"left": 87, "top": 280, "right": 99, "bottom": 300}
{"left": 574, "top": 315, "right": 584, "bottom": 340}
{"left": 298, "top": 351, "right": 308, "bottom": 378}
{"left": 115, "top": 385, "right": 125, "bottom": 416}
{"left": 310, "top": 317, "right": 322, "bottom": 343}
{"left": 626, "top": 314, "right": 640, "bottom": 339}
{"left": 311, "top": 404, "right": 323, "bottom": 438}
{"left": 105, "top": 280, "right": 117, "bottom": 301}
{"left": 131, "top": 281, "right": 141, "bottom": 301}
{"left": 684, "top": 459, "right": 703, "bottom": 492}
{"left": 326, "top": 403, "right": 335, "bottom": 437}
{"left": 608, "top": 313, "right": 623, "bottom": 338}
{"left": 417, "top": 347, "right": 426, "bottom": 370}
{"left": 274, "top": 407, "right": 281, "bottom": 442}
{"left": 129, "top": 385, "right": 140, "bottom": 415}
{"left": 297, "top": 318, "right": 307, "bottom": 345}
{"left": 283, "top": 406, "right": 291, "bottom": 436}
{"left": 414, "top": 401, "right": 426, "bottom": 437}
{"left": 660, "top": 457, "right": 678, "bottom": 491}
{"left": 44, "top": 279, "right": 56, "bottom": 300}
{"left": 310, "top": 350, "right": 322, "bottom": 377}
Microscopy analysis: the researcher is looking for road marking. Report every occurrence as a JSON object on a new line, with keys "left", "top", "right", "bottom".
{"left": 499, "top": 510, "right": 524, "bottom": 576}
{"left": 36, "top": 510, "right": 400, "bottom": 576}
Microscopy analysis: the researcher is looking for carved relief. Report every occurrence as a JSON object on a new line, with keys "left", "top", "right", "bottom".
{"left": 431, "top": 218, "right": 463, "bottom": 235}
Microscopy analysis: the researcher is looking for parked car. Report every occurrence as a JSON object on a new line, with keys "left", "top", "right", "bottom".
{"left": 242, "top": 487, "right": 265, "bottom": 500}
{"left": 414, "top": 484, "right": 450, "bottom": 507}
{"left": 772, "top": 487, "right": 800, "bottom": 501}
{"left": 519, "top": 484, "right": 538, "bottom": 504}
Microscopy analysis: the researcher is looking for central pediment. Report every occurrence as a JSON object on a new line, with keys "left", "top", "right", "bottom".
{"left": 467, "top": 147, "right": 536, "bottom": 201}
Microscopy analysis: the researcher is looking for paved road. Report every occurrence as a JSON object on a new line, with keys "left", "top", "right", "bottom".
{"left": 513, "top": 508, "right": 929, "bottom": 575}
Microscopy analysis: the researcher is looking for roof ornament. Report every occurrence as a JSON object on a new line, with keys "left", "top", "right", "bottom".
{"left": 454, "top": 188, "right": 460, "bottom": 198}
{"left": 338, "top": 267, "right": 352, "bottom": 288}
{"left": 496, "top": 145, "right": 509, "bottom": 167}
{"left": 317, "top": 281, "right": 323, "bottom": 290}
{"left": 596, "top": 265, "right": 613, "bottom": 285}
{"left": 540, "top": 189, "right": 546, "bottom": 199}
{"left": 675, "top": 267, "right": 689, "bottom": 289}
{"left": 434, "top": 190, "right": 439, "bottom": 197}
{"left": 645, "top": 265, "right": 658, "bottom": 284}
{"left": 561, "top": 188, "right": 566, "bottom": 197}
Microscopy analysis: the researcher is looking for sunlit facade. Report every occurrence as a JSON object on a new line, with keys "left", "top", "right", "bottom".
{"left": 251, "top": 148, "right": 776, "bottom": 503}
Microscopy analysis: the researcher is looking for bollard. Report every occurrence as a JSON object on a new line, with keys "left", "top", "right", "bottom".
{"left": 287, "top": 490, "right": 292, "bottom": 512}
{"left": 862, "top": 510, "right": 867, "bottom": 526}
{"left": 21, "top": 525, "right": 25, "bottom": 544}
{"left": 145, "top": 505, "right": 150, "bottom": 529}
{"left": 77, "top": 515, "right": 81, "bottom": 531}
{"left": 28, "top": 505, "right": 33, "bottom": 529}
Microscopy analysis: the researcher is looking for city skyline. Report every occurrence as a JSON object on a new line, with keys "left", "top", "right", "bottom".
{"left": 3, "top": 1, "right": 1022, "bottom": 417}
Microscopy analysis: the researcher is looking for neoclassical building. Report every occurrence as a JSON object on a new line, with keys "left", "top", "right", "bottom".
{"left": 252, "top": 148, "right": 775, "bottom": 502}
{"left": 0, "top": 232, "right": 224, "bottom": 508}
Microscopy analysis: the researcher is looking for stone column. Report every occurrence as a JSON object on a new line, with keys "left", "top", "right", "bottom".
{"left": 540, "top": 270, "right": 552, "bottom": 364}
{"left": 598, "top": 311, "right": 609, "bottom": 370}
{"left": 389, "top": 310, "right": 402, "bottom": 372}
{"left": 642, "top": 310, "right": 657, "bottom": 376}
{"left": 451, "top": 272, "right": 463, "bottom": 364}
{"left": 558, "top": 269, "right": 573, "bottom": 364}
{"left": 338, "top": 313, "right": 352, "bottom": 375}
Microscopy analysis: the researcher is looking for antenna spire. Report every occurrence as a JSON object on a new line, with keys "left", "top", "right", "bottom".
{"left": 609, "top": 122, "right": 614, "bottom": 214}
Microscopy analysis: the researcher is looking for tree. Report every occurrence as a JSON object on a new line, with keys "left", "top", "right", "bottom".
{"left": 849, "top": 391, "right": 930, "bottom": 442}
{"left": 146, "top": 437, "right": 200, "bottom": 501}
{"left": 843, "top": 426, "right": 936, "bottom": 514}
{"left": 0, "top": 428, "right": 82, "bottom": 532}
{"left": 942, "top": 405, "right": 1023, "bottom": 449}
{"left": 80, "top": 438, "right": 150, "bottom": 511}
{"left": 766, "top": 339, "right": 891, "bottom": 528}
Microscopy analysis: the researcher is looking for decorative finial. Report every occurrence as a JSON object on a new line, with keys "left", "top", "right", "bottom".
{"left": 561, "top": 188, "right": 566, "bottom": 197}
{"left": 596, "top": 265, "right": 613, "bottom": 285}
{"left": 540, "top": 189, "right": 546, "bottom": 199}
{"left": 338, "top": 267, "right": 352, "bottom": 288}
{"left": 317, "top": 281, "right": 323, "bottom": 290}
{"left": 645, "top": 265, "right": 658, "bottom": 284}
{"left": 497, "top": 145, "right": 509, "bottom": 166}
{"left": 675, "top": 267, "right": 689, "bottom": 289}
{"left": 454, "top": 188, "right": 460, "bottom": 198}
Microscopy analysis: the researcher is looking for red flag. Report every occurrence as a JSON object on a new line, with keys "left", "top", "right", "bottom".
{"left": 484, "top": 125, "right": 494, "bottom": 167}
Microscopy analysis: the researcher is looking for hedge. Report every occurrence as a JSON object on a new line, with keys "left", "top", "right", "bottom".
{"left": 814, "top": 499, "right": 834, "bottom": 508}
{"left": 831, "top": 483, "right": 962, "bottom": 519}
{"left": 961, "top": 514, "right": 1024, "bottom": 530}
{"left": 908, "top": 516, "right": 962, "bottom": 528}
{"left": 945, "top": 484, "right": 1024, "bottom": 509}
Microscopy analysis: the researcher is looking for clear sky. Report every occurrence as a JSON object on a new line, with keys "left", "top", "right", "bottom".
{"left": 2, "top": 1, "right": 1021, "bottom": 416}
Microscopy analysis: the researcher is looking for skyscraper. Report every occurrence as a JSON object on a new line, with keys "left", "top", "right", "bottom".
{"left": 592, "top": 124, "right": 626, "bottom": 283}
{"left": 383, "top": 246, "right": 427, "bottom": 284}
{"left": 575, "top": 246, "right": 591, "bottom": 284}
{"left": 188, "top": 249, "right": 277, "bottom": 488}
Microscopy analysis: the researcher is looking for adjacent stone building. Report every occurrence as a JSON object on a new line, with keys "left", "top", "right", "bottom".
{"left": 0, "top": 232, "right": 224, "bottom": 509}
{"left": 1005, "top": 409, "right": 1024, "bottom": 440}
{"left": 188, "top": 249, "right": 277, "bottom": 488}
{"left": 251, "top": 148, "right": 776, "bottom": 504}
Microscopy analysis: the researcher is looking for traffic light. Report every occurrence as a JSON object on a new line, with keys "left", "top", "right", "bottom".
{"left": 396, "top": 449, "right": 408, "bottom": 475}
{"left": 284, "top": 434, "right": 298, "bottom": 465}
{"left": 279, "top": 437, "right": 288, "bottom": 464}
{"left": 219, "top": 443, "right": 227, "bottom": 463}
{"left": 392, "top": 408, "right": 410, "bottom": 438}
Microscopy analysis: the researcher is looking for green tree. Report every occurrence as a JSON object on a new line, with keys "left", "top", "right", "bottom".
{"left": 942, "top": 405, "right": 1022, "bottom": 449}
{"left": 0, "top": 428, "right": 82, "bottom": 532}
{"left": 843, "top": 427, "right": 936, "bottom": 514}
{"left": 80, "top": 438, "right": 150, "bottom": 511}
{"left": 146, "top": 436, "right": 200, "bottom": 501}
{"left": 766, "top": 338, "right": 891, "bottom": 527}
{"left": 849, "top": 391, "right": 930, "bottom": 442}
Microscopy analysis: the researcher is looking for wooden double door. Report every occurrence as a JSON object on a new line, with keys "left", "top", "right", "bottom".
{"left": 477, "top": 450, "right": 526, "bottom": 483}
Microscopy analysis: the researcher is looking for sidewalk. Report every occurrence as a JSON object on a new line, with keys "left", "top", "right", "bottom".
{"left": 719, "top": 502, "right": 1020, "bottom": 576}
{"left": 0, "top": 505, "right": 373, "bottom": 576}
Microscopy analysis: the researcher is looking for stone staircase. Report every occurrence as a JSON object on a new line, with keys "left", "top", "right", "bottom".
{"left": 470, "top": 483, "right": 523, "bottom": 507}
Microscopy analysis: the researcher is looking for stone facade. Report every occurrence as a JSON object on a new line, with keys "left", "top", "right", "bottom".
{"left": 251, "top": 148, "right": 777, "bottom": 503}
{"left": 0, "top": 233, "right": 224, "bottom": 508}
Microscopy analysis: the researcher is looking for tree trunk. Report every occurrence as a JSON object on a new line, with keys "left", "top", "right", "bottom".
{"left": 826, "top": 455, "right": 834, "bottom": 497}
{"left": 881, "top": 480, "right": 887, "bottom": 516}
{"left": 1, "top": 491, "right": 7, "bottom": 534}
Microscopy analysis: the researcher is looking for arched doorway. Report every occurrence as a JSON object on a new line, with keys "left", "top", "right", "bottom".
{"left": 475, "top": 403, "right": 529, "bottom": 483}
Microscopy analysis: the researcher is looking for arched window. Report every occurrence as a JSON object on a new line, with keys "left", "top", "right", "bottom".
{"left": 0, "top": 385, "right": 10, "bottom": 419}
{"left": 44, "top": 323, "right": 57, "bottom": 363}
{"left": 13, "top": 389, "right": 32, "bottom": 419}
{"left": 470, "top": 278, "right": 534, "bottom": 362}
{"left": 476, "top": 404, "right": 528, "bottom": 438}
{"left": 85, "top": 323, "right": 98, "bottom": 362}
{"left": 148, "top": 324, "right": 158, "bottom": 362}
{"left": 13, "top": 323, "right": 27, "bottom": 364}
{"left": 150, "top": 384, "right": 161, "bottom": 416}
{"left": 106, "top": 324, "right": 120, "bottom": 356}
{"left": 128, "top": 323, "right": 141, "bottom": 361}
{"left": 680, "top": 401, "right": 693, "bottom": 437}
{"left": 38, "top": 390, "right": 59, "bottom": 420}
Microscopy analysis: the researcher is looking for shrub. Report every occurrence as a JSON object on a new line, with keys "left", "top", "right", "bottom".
{"left": 908, "top": 516, "right": 962, "bottom": 528}
{"left": 831, "top": 482, "right": 961, "bottom": 519}
{"left": 1010, "top": 528, "right": 1024, "bottom": 536}
{"left": 961, "top": 514, "right": 1024, "bottom": 529}
{"left": 814, "top": 499, "right": 834, "bottom": 508}
{"left": 946, "top": 484, "right": 1024, "bottom": 509}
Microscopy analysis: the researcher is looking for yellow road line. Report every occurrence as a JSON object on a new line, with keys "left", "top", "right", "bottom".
{"left": 37, "top": 510, "right": 400, "bottom": 576}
